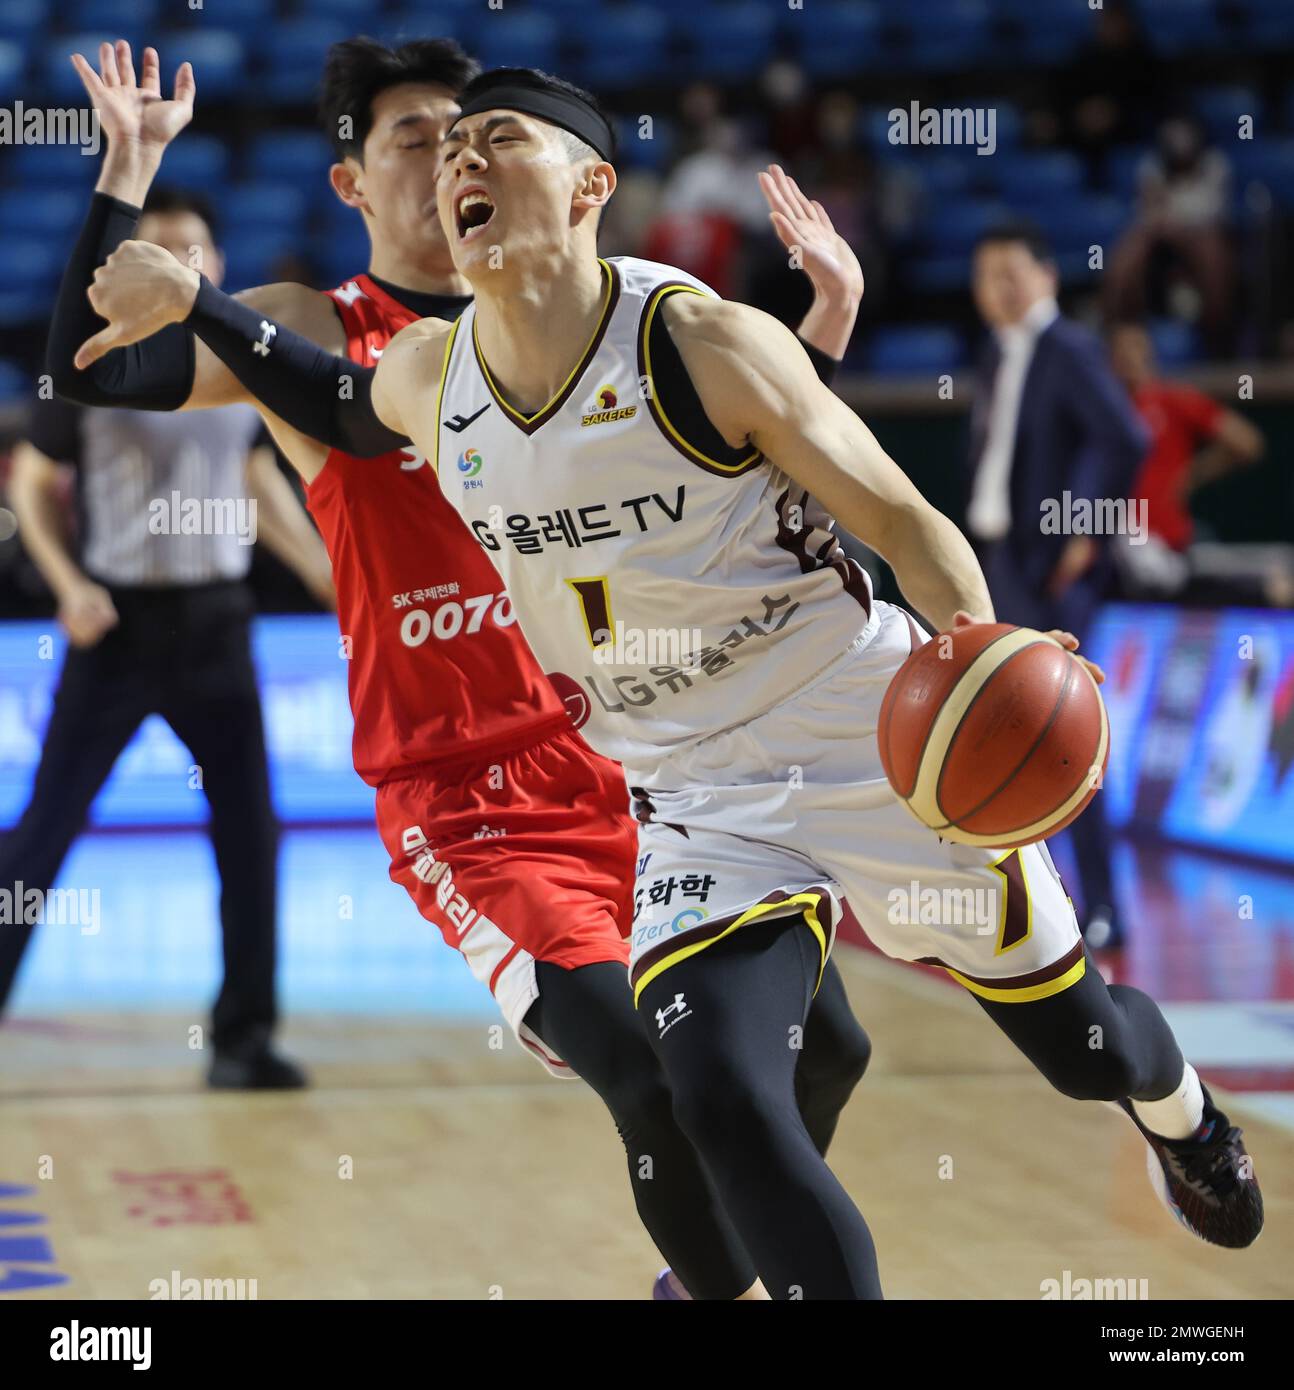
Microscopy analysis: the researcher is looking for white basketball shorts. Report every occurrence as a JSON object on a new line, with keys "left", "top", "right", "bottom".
{"left": 627, "top": 601, "right": 1085, "bottom": 1006}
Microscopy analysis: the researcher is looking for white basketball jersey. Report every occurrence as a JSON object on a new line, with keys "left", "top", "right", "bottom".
{"left": 433, "top": 256, "right": 874, "bottom": 774}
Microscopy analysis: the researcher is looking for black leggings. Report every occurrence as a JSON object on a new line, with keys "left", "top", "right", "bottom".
{"left": 975, "top": 948, "right": 1184, "bottom": 1102}
{"left": 526, "top": 959, "right": 757, "bottom": 1299}
{"left": 639, "top": 918, "right": 882, "bottom": 1301}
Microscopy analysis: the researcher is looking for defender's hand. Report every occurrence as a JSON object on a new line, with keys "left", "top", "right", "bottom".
{"left": 76, "top": 240, "right": 201, "bottom": 367}
{"left": 71, "top": 41, "right": 194, "bottom": 154}
{"left": 759, "top": 164, "right": 863, "bottom": 307}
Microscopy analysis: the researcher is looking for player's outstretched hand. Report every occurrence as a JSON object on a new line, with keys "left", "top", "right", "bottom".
{"left": 76, "top": 240, "right": 201, "bottom": 368}
{"left": 952, "top": 610, "right": 1106, "bottom": 685}
{"left": 71, "top": 40, "right": 194, "bottom": 153}
{"left": 759, "top": 163, "right": 864, "bottom": 307}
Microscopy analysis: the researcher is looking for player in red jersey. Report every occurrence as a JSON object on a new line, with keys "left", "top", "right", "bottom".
{"left": 49, "top": 38, "right": 872, "bottom": 1297}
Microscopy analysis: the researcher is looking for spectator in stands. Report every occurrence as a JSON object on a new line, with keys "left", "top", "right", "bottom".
{"left": 1108, "top": 321, "right": 1289, "bottom": 604}
{"left": 1060, "top": 0, "right": 1161, "bottom": 175}
{"left": 1104, "top": 116, "right": 1235, "bottom": 351}
{"left": 966, "top": 223, "right": 1149, "bottom": 949}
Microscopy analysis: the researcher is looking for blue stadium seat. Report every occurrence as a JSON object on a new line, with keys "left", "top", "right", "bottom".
{"left": 164, "top": 29, "right": 244, "bottom": 101}
{"left": 301, "top": 0, "right": 378, "bottom": 20}
{"left": 1023, "top": 193, "right": 1127, "bottom": 252}
{"left": 0, "top": 0, "right": 46, "bottom": 46}
{"left": 865, "top": 324, "right": 965, "bottom": 375}
{"left": 795, "top": 4, "right": 883, "bottom": 80}
{"left": 570, "top": 9, "right": 669, "bottom": 89}
{"left": 219, "top": 228, "right": 302, "bottom": 293}
{"left": 43, "top": 32, "right": 144, "bottom": 102}
{"left": 903, "top": 253, "right": 973, "bottom": 295}
{"left": 7, "top": 142, "right": 101, "bottom": 187}
{"left": 175, "top": 0, "right": 274, "bottom": 42}
{"left": 367, "top": 14, "right": 461, "bottom": 54}
{"left": 469, "top": 13, "right": 560, "bottom": 73}
{"left": 158, "top": 133, "right": 231, "bottom": 189}
{"left": 921, "top": 198, "right": 1011, "bottom": 253}
{"left": 222, "top": 182, "right": 308, "bottom": 237}
{"left": 0, "top": 289, "right": 49, "bottom": 324}
{"left": 248, "top": 131, "right": 335, "bottom": 188}
{"left": 680, "top": 4, "right": 778, "bottom": 82}
{"left": 1132, "top": 0, "right": 1224, "bottom": 55}
{"left": 0, "top": 237, "right": 64, "bottom": 292}
{"left": 0, "top": 188, "right": 84, "bottom": 238}
{"left": 1103, "top": 144, "right": 1148, "bottom": 200}
{"left": 69, "top": 0, "right": 158, "bottom": 28}
{"left": 892, "top": 0, "right": 993, "bottom": 73}
{"left": 0, "top": 36, "right": 23, "bottom": 96}
{"left": 1146, "top": 318, "right": 1201, "bottom": 367}
{"left": 614, "top": 113, "right": 676, "bottom": 172}
{"left": 312, "top": 221, "right": 372, "bottom": 289}
{"left": 1193, "top": 85, "right": 1262, "bottom": 143}
{"left": 1230, "top": 139, "right": 1294, "bottom": 208}
{"left": 990, "top": 150, "right": 1085, "bottom": 200}
{"left": 0, "top": 357, "right": 29, "bottom": 402}
{"left": 260, "top": 19, "right": 349, "bottom": 105}
{"left": 1226, "top": 0, "right": 1294, "bottom": 49}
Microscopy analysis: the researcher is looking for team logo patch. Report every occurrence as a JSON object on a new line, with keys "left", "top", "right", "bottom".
{"left": 581, "top": 384, "right": 637, "bottom": 428}
{"left": 457, "top": 447, "right": 484, "bottom": 489}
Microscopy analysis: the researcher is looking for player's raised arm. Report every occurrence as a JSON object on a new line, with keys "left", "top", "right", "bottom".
{"left": 759, "top": 164, "right": 863, "bottom": 367}
{"left": 49, "top": 39, "right": 348, "bottom": 416}
{"left": 72, "top": 241, "right": 425, "bottom": 457}
{"left": 667, "top": 294, "right": 994, "bottom": 633}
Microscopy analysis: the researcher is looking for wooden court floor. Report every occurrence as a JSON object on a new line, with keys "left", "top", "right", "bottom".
{"left": 1, "top": 949, "right": 1289, "bottom": 1300}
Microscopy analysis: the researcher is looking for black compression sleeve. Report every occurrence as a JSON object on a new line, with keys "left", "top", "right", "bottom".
{"left": 796, "top": 334, "right": 840, "bottom": 388}
{"left": 46, "top": 192, "right": 196, "bottom": 409}
{"left": 187, "top": 277, "right": 409, "bottom": 457}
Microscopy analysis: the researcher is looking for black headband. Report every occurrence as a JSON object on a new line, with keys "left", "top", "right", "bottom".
{"left": 452, "top": 84, "right": 615, "bottom": 161}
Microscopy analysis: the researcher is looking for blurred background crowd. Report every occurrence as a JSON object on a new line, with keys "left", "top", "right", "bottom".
{"left": 0, "top": 0, "right": 1291, "bottom": 622}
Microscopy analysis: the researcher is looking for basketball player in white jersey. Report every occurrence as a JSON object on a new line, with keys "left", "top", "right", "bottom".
{"left": 80, "top": 68, "right": 1264, "bottom": 1298}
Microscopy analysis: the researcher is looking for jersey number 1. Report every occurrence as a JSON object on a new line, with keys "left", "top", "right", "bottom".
{"left": 566, "top": 577, "right": 613, "bottom": 648}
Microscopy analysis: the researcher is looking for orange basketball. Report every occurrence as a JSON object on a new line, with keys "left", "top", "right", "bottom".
{"left": 878, "top": 622, "right": 1109, "bottom": 848}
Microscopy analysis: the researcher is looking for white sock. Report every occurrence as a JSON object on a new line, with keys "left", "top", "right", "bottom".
{"left": 1132, "top": 1063, "right": 1206, "bottom": 1141}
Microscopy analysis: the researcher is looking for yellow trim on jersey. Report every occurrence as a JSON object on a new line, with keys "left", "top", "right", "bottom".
{"left": 632, "top": 891, "right": 830, "bottom": 1007}
{"left": 944, "top": 952, "right": 1087, "bottom": 1004}
{"left": 431, "top": 317, "right": 462, "bottom": 477}
{"left": 565, "top": 575, "right": 613, "bottom": 648}
{"left": 640, "top": 284, "right": 762, "bottom": 474}
{"left": 473, "top": 259, "right": 615, "bottom": 426}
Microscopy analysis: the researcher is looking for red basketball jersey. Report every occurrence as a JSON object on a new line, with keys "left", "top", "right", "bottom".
{"left": 306, "top": 275, "right": 569, "bottom": 784}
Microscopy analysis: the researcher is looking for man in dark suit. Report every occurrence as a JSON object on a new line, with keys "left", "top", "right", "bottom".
{"left": 966, "top": 224, "right": 1149, "bottom": 947}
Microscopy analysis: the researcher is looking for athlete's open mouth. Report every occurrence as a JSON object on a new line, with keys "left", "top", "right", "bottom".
{"left": 455, "top": 187, "right": 496, "bottom": 241}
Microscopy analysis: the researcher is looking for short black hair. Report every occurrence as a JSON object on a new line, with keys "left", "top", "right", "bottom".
{"left": 141, "top": 185, "right": 217, "bottom": 238}
{"left": 453, "top": 66, "right": 617, "bottom": 160}
{"left": 318, "top": 36, "right": 480, "bottom": 161}
{"left": 973, "top": 220, "right": 1054, "bottom": 266}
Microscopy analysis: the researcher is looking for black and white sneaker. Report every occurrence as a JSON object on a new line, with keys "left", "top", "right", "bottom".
{"left": 1119, "top": 1087, "right": 1263, "bottom": 1249}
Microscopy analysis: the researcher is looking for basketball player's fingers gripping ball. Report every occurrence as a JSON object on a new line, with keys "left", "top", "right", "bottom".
{"left": 878, "top": 621, "right": 1109, "bottom": 848}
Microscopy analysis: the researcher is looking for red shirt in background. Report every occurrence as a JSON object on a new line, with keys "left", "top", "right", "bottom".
{"left": 1130, "top": 382, "right": 1224, "bottom": 551}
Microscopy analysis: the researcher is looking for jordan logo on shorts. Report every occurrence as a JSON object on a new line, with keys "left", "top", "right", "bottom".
{"left": 655, "top": 992, "right": 692, "bottom": 1038}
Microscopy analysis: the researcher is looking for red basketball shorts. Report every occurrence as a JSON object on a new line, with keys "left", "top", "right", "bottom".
{"left": 375, "top": 725, "right": 635, "bottom": 1076}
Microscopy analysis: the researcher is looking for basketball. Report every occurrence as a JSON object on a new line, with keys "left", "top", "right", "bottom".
{"left": 878, "top": 623, "right": 1109, "bottom": 849}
